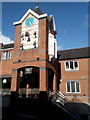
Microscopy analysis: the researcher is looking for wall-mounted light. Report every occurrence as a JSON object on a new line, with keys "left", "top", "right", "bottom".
{"left": 60, "top": 79, "right": 62, "bottom": 82}
{"left": 81, "top": 76, "right": 84, "bottom": 80}
{"left": 3, "top": 79, "right": 7, "bottom": 84}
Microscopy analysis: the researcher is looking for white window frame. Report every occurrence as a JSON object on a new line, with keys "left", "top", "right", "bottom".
{"left": 2, "top": 51, "right": 11, "bottom": 60}
{"left": 66, "top": 80, "right": 81, "bottom": 94}
{"left": 65, "top": 61, "right": 79, "bottom": 71}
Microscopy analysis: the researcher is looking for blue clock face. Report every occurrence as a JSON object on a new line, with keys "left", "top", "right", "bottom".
{"left": 25, "top": 17, "right": 35, "bottom": 27}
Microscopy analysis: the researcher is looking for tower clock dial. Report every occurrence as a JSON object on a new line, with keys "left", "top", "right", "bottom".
{"left": 21, "top": 14, "right": 38, "bottom": 50}
{"left": 25, "top": 17, "right": 35, "bottom": 27}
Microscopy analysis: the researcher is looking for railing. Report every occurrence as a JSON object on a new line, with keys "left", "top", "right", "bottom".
{"left": 0, "top": 88, "right": 39, "bottom": 98}
{"left": 48, "top": 90, "right": 84, "bottom": 120}
{"left": 19, "top": 88, "right": 39, "bottom": 98}
{"left": 0, "top": 89, "right": 11, "bottom": 96}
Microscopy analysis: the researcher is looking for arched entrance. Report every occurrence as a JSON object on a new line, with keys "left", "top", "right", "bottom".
{"left": 18, "top": 66, "right": 39, "bottom": 97}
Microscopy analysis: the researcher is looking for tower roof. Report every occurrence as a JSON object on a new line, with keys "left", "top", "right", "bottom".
{"left": 13, "top": 9, "right": 47, "bottom": 26}
{"left": 33, "top": 7, "right": 43, "bottom": 15}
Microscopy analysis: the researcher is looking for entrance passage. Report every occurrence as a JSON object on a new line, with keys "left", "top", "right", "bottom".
{"left": 19, "top": 67, "right": 39, "bottom": 97}
{"left": 48, "top": 69, "right": 54, "bottom": 91}
{"left": 19, "top": 67, "right": 39, "bottom": 88}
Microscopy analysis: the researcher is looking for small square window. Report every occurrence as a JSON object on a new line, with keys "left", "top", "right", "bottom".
{"left": 70, "top": 61, "right": 74, "bottom": 69}
{"left": 71, "top": 82, "right": 75, "bottom": 92}
{"left": 2, "top": 51, "right": 11, "bottom": 59}
{"left": 67, "top": 82, "right": 70, "bottom": 92}
{"left": 66, "top": 62, "right": 69, "bottom": 69}
{"left": 74, "top": 61, "right": 78, "bottom": 69}
{"left": 65, "top": 61, "right": 79, "bottom": 71}
{"left": 76, "top": 82, "right": 80, "bottom": 92}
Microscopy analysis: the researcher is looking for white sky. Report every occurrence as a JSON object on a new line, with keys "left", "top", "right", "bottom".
{"left": 0, "top": 31, "right": 14, "bottom": 44}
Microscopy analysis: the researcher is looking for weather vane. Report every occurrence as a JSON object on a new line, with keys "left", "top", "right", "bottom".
{"left": 35, "top": 1, "right": 40, "bottom": 8}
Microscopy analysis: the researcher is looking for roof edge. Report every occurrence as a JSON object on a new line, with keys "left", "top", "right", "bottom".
{"left": 58, "top": 56, "right": 90, "bottom": 61}
{"left": 13, "top": 9, "right": 48, "bottom": 26}
{"left": 58, "top": 46, "right": 90, "bottom": 52}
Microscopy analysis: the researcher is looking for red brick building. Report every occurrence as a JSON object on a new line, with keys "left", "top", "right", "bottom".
{"left": 58, "top": 47, "right": 90, "bottom": 104}
{"left": 0, "top": 8, "right": 90, "bottom": 105}
{"left": 0, "top": 7, "right": 60, "bottom": 97}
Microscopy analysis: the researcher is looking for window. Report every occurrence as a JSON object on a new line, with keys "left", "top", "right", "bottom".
{"left": 2, "top": 78, "right": 11, "bottom": 89}
{"left": 49, "top": 19, "right": 53, "bottom": 32}
{"left": 2, "top": 51, "right": 11, "bottom": 59}
{"left": 25, "top": 68, "right": 32, "bottom": 74}
{"left": 65, "top": 61, "right": 79, "bottom": 71}
{"left": 66, "top": 62, "right": 69, "bottom": 69}
{"left": 66, "top": 81, "right": 80, "bottom": 93}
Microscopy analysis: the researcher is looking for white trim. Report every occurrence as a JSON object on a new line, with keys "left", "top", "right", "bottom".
{"left": 53, "top": 17, "right": 56, "bottom": 31}
{"left": 13, "top": 9, "right": 48, "bottom": 26}
{"left": 2, "top": 51, "right": 11, "bottom": 60}
{"left": 1, "top": 48, "right": 14, "bottom": 51}
{"left": 39, "top": 14, "right": 48, "bottom": 18}
{"left": 66, "top": 80, "right": 81, "bottom": 94}
{"left": 49, "top": 15, "right": 56, "bottom": 32}
{"left": 65, "top": 61, "right": 79, "bottom": 71}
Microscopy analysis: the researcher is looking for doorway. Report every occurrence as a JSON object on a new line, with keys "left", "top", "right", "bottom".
{"left": 19, "top": 66, "right": 39, "bottom": 97}
{"left": 48, "top": 69, "right": 54, "bottom": 91}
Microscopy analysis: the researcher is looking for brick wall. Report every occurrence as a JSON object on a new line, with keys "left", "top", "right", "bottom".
{"left": 10, "top": 17, "right": 58, "bottom": 92}
{"left": 59, "top": 58, "right": 90, "bottom": 103}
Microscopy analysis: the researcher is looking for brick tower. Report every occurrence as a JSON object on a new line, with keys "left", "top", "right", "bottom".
{"left": 11, "top": 7, "right": 60, "bottom": 96}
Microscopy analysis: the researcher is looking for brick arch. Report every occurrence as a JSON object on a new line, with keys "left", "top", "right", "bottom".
{"left": 18, "top": 66, "right": 39, "bottom": 90}
{"left": 17, "top": 65, "right": 39, "bottom": 71}
{"left": 11, "top": 65, "right": 40, "bottom": 92}
{"left": 47, "top": 63, "right": 57, "bottom": 74}
{"left": 13, "top": 63, "right": 41, "bottom": 70}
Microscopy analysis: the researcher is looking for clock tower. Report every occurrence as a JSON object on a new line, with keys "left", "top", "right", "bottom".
{"left": 11, "top": 7, "right": 60, "bottom": 97}
{"left": 21, "top": 14, "right": 39, "bottom": 49}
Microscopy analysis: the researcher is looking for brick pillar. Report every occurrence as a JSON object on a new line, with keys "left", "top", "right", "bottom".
{"left": 11, "top": 69, "right": 20, "bottom": 92}
{"left": 39, "top": 67, "right": 48, "bottom": 92}
{"left": 0, "top": 43, "right": 3, "bottom": 49}
{"left": 14, "top": 25, "right": 21, "bottom": 52}
{"left": 53, "top": 73, "right": 57, "bottom": 92}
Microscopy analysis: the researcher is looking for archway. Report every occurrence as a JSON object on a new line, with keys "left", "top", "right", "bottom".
{"left": 18, "top": 66, "right": 39, "bottom": 97}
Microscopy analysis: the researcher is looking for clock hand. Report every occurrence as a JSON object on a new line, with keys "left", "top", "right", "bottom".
{"left": 29, "top": 21, "right": 31, "bottom": 25}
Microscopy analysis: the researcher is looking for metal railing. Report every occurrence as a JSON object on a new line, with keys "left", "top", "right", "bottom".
{"left": 19, "top": 88, "right": 39, "bottom": 98}
{"left": 0, "top": 88, "right": 39, "bottom": 98}
{"left": 0, "top": 89, "right": 11, "bottom": 96}
{"left": 48, "top": 90, "right": 84, "bottom": 120}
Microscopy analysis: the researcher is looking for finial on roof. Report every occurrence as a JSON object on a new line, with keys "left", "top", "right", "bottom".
{"left": 34, "top": 2, "right": 43, "bottom": 15}
{"left": 36, "top": 1, "right": 40, "bottom": 8}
